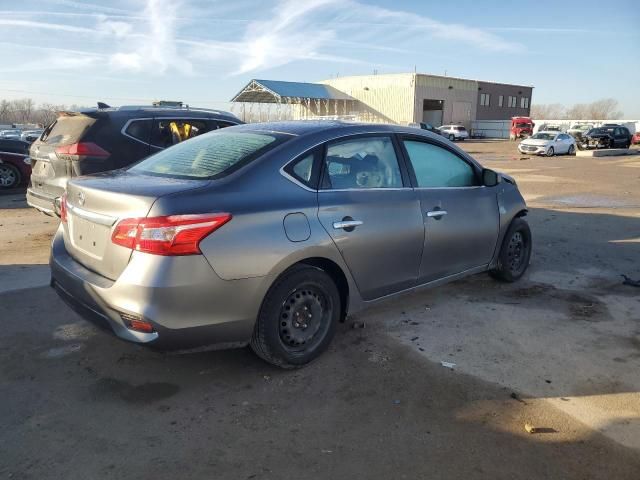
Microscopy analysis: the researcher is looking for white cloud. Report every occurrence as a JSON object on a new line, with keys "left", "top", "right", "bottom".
{"left": 108, "top": 0, "right": 193, "bottom": 75}
{"left": 1, "top": 0, "right": 519, "bottom": 77}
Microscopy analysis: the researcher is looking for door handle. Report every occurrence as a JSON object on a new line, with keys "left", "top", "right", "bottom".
{"left": 426, "top": 210, "right": 448, "bottom": 218}
{"left": 333, "top": 220, "right": 363, "bottom": 230}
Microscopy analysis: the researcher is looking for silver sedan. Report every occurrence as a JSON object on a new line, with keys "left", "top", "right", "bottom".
{"left": 518, "top": 131, "right": 576, "bottom": 156}
{"left": 51, "top": 122, "right": 532, "bottom": 368}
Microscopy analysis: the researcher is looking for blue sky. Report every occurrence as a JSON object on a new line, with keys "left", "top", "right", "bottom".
{"left": 1, "top": 0, "right": 639, "bottom": 116}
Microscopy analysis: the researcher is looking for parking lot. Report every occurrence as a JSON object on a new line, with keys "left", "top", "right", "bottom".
{"left": 1, "top": 140, "right": 639, "bottom": 479}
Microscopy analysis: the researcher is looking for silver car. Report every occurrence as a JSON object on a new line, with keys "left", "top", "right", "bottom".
{"left": 51, "top": 122, "right": 531, "bottom": 368}
{"left": 518, "top": 131, "right": 576, "bottom": 157}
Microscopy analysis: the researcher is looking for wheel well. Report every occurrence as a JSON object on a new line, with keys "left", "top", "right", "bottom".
{"left": 298, "top": 257, "right": 349, "bottom": 321}
{"left": 515, "top": 209, "right": 528, "bottom": 218}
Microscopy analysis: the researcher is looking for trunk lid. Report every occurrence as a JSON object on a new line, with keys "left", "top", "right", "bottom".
{"left": 64, "top": 170, "right": 209, "bottom": 280}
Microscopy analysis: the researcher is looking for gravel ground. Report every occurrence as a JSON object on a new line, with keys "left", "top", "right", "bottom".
{"left": 1, "top": 140, "right": 639, "bottom": 479}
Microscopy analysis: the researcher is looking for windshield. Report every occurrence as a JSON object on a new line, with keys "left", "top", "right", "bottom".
{"left": 130, "top": 131, "right": 288, "bottom": 179}
{"left": 531, "top": 133, "right": 556, "bottom": 140}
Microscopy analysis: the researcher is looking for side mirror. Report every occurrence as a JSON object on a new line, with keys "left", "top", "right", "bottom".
{"left": 482, "top": 168, "right": 501, "bottom": 187}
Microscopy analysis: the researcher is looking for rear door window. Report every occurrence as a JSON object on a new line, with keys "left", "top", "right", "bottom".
{"left": 130, "top": 131, "right": 289, "bottom": 179}
{"left": 322, "top": 136, "right": 403, "bottom": 190}
{"left": 150, "top": 119, "right": 212, "bottom": 149}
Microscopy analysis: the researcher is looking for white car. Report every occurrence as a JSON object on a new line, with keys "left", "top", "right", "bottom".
{"left": 438, "top": 125, "right": 469, "bottom": 141}
{"left": 518, "top": 131, "right": 576, "bottom": 157}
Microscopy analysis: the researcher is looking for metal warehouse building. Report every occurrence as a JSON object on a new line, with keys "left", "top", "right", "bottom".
{"left": 231, "top": 73, "right": 532, "bottom": 130}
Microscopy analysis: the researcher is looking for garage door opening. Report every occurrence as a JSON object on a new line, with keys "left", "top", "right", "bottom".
{"left": 422, "top": 99, "right": 444, "bottom": 126}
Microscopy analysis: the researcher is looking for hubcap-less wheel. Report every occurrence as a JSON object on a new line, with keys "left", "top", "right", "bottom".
{"left": 0, "top": 164, "right": 19, "bottom": 188}
{"left": 507, "top": 232, "right": 526, "bottom": 274}
{"left": 279, "top": 286, "right": 331, "bottom": 351}
{"left": 449, "top": 134, "right": 455, "bottom": 141}
{"left": 546, "top": 147, "right": 554, "bottom": 157}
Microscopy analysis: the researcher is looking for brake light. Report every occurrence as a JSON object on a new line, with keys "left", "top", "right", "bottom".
{"left": 60, "top": 192, "right": 68, "bottom": 223}
{"left": 111, "top": 213, "right": 232, "bottom": 256}
{"left": 55, "top": 142, "right": 110, "bottom": 158}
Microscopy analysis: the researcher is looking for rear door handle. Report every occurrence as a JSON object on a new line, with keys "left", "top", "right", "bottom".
{"left": 426, "top": 210, "right": 448, "bottom": 218}
{"left": 333, "top": 220, "right": 363, "bottom": 230}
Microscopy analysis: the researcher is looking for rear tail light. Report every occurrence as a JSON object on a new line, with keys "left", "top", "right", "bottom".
{"left": 55, "top": 142, "right": 110, "bottom": 158}
{"left": 111, "top": 213, "right": 231, "bottom": 256}
{"left": 60, "top": 192, "right": 68, "bottom": 223}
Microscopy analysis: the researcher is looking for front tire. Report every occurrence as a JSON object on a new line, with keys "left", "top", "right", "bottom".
{"left": 490, "top": 218, "right": 532, "bottom": 282}
{"left": 250, "top": 265, "right": 341, "bottom": 368}
{"left": 0, "top": 163, "right": 21, "bottom": 189}
{"left": 448, "top": 134, "right": 455, "bottom": 141}
{"left": 546, "top": 147, "right": 554, "bottom": 157}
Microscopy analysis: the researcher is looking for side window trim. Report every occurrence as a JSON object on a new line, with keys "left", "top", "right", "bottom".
{"left": 318, "top": 133, "right": 410, "bottom": 191}
{"left": 397, "top": 134, "right": 482, "bottom": 189}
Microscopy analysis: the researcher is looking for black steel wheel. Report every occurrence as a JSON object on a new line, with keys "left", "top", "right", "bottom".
{"left": 0, "top": 163, "right": 21, "bottom": 189}
{"left": 278, "top": 286, "right": 330, "bottom": 351}
{"left": 251, "top": 265, "right": 340, "bottom": 368}
{"left": 490, "top": 217, "right": 532, "bottom": 282}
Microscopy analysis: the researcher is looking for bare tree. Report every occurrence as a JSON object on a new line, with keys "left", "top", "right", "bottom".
{"left": 586, "top": 98, "right": 623, "bottom": 120}
{"left": 531, "top": 103, "right": 566, "bottom": 120}
{"left": 533, "top": 98, "right": 624, "bottom": 120}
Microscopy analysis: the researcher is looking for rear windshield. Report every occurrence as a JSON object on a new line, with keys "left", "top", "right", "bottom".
{"left": 40, "top": 115, "right": 96, "bottom": 146}
{"left": 515, "top": 123, "right": 530, "bottom": 128}
{"left": 129, "top": 131, "right": 288, "bottom": 179}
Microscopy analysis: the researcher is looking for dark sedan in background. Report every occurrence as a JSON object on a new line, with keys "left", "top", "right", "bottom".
{"left": 50, "top": 121, "right": 531, "bottom": 368}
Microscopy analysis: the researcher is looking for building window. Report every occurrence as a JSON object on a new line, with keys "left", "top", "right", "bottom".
{"left": 508, "top": 96, "right": 517, "bottom": 108}
{"left": 520, "top": 97, "right": 529, "bottom": 109}
{"left": 480, "top": 93, "right": 490, "bottom": 107}
{"left": 498, "top": 95, "right": 503, "bottom": 107}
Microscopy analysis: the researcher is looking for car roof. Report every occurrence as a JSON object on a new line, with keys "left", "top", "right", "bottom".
{"left": 228, "top": 120, "right": 449, "bottom": 138}
{"left": 75, "top": 105, "right": 240, "bottom": 122}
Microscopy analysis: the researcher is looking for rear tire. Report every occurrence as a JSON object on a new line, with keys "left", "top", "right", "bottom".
{"left": 250, "top": 265, "right": 340, "bottom": 369}
{"left": 568, "top": 144, "right": 576, "bottom": 155}
{"left": 0, "top": 163, "right": 21, "bottom": 189}
{"left": 490, "top": 218, "right": 532, "bottom": 282}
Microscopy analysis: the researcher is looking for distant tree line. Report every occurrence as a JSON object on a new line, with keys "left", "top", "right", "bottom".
{"left": 531, "top": 98, "right": 624, "bottom": 120}
{"left": 0, "top": 98, "right": 88, "bottom": 127}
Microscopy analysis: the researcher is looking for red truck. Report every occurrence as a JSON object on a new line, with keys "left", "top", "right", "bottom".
{"left": 510, "top": 117, "right": 535, "bottom": 140}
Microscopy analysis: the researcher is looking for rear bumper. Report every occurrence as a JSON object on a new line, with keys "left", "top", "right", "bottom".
{"left": 50, "top": 226, "right": 269, "bottom": 350}
{"left": 26, "top": 187, "right": 56, "bottom": 215}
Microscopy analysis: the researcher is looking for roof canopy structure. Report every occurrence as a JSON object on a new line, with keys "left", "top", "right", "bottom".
{"left": 231, "top": 79, "right": 354, "bottom": 103}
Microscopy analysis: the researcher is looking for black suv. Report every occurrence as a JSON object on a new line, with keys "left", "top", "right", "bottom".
{"left": 26, "top": 102, "right": 242, "bottom": 215}
{"left": 583, "top": 126, "right": 632, "bottom": 149}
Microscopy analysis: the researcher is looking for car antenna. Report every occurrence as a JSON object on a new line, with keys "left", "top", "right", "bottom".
{"left": 97, "top": 102, "right": 111, "bottom": 109}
